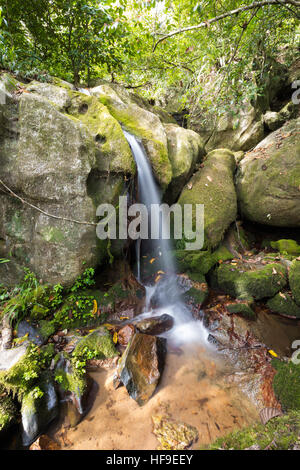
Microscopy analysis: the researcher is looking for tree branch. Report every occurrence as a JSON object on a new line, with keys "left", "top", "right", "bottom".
{"left": 153, "top": 0, "right": 300, "bottom": 51}
{"left": 0, "top": 179, "right": 97, "bottom": 227}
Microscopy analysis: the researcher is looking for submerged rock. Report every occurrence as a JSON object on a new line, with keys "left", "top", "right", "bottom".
{"left": 152, "top": 415, "right": 198, "bottom": 450}
{"left": 178, "top": 149, "right": 237, "bottom": 248}
{"left": 29, "top": 434, "right": 61, "bottom": 450}
{"left": 117, "top": 333, "right": 167, "bottom": 406}
{"left": 134, "top": 314, "right": 174, "bottom": 336}
{"left": 236, "top": 118, "right": 300, "bottom": 227}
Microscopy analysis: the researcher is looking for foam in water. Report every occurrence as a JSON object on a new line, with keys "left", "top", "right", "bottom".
{"left": 123, "top": 130, "right": 209, "bottom": 347}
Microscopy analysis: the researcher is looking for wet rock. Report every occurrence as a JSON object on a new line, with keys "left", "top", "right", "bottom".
{"left": 61, "top": 375, "right": 99, "bottom": 428}
{"left": 86, "top": 356, "right": 119, "bottom": 371}
{"left": 117, "top": 333, "right": 167, "bottom": 406}
{"left": 21, "top": 373, "right": 58, "bottom": 446}
{"left": 181, "top": 273, "right": 209, "bottom": 307}
{"left": 17, "top": 320, "right": 45, "bottom": 346}
{"left": 0, "top": 344, "right": 28, "bottom": 372}
{"left": 29, "top": 434, "right": 61, "bottom": 450}
{"left": 152, "top": 415, "right": 198, "bottom": 450}
{"left": 0, "top": 317, "right": 12, "bottom": 351}
{"left": 117, "top": 324, "right": 135, "bottom": 345}
{"left": 134, "top": 314, "right": 174, "bottom": 336}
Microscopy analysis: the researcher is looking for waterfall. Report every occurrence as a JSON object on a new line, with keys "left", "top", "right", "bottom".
{"left": 123, "top": 130, "right": 209, "bottom": 346}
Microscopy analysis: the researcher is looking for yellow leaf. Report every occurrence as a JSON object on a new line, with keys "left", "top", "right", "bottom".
{"left": 268, "top": 350, "right": 278, "bottom": 358}
{"left": 157, "top": 270, "right": 165, "bottom": 275}
{"left": 150, "top": 258, "right": 156, "bottom": 264}
{"left": 120, "top": 316, "right": 129, "bottom": 320}
{"left": 113, "top": 332, "right": 118, "bottom": 344}
{"left": 155, "top": 275, "right": 162, "bottom": 283}
{"left": 92, "top": 299, "right": 98, "bottom": 315}
{"left": 103, "top": 323, "right": 114, "bottom": 330}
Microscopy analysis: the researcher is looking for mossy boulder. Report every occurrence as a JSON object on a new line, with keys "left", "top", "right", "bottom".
{"left": 236, "top": 118, "right": 300, "bottom": 227}
{"left": 25, "top": 81, "right": 72, "bottom": 110}
{"left": 267, "top": 292, "right": 300, "bottom": 318}
{"left": 163, "top": 123, "right": 205, "bottom": 201}
{"left": 213, "top": 261, "right": 288, "bottom": 301}
{"left": 178, "top": 149, "right": 237, "bottom": 248}
{"left": 90, "top": 84, "right": 172, "bottom": 188}
{"left": 289, "top": 259, "right": 300, "bottom": 306}
{"left": 73, "top": 326, "right": 118, "bottom": 359}
{"left": 182, "top": 272, "right": 209, "bottom": 306}
{"left": 175, "top": 245, "right": 234, "bottom": 275}
{"left": 272, "top": 360, "right": 300, "bottom": 411}
{"left": 270, "top": 239, "right": 300, "bottom": 256}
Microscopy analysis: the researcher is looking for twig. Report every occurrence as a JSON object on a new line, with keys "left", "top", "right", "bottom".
{"left": 153, "top": 0, "right": 300, "bottom": 51}
{"left": 0, "top": 178, "right": 97, "bottom": 226}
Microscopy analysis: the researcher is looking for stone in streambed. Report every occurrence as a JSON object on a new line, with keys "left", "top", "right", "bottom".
{"left": 117, "top": 333, "right": 167, "bottom": 406}
{"left": 117, "top": 324, "right": 135, "bottom": 346}
{"left": 226, "top": 301, "right": 256, "bottom": 320}
{"left": 134, "top": 314, "right": 174, "bottom": 335}
{"left": 152, "top": 415, "right": 198, "bottom": 450}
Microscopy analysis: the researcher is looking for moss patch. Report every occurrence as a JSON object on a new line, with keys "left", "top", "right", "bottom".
{"left": 272, "top": 359, "right": 300, "bottom": 411}
{"left": 289, "top": 259, "right": 300, "bottom": 305}
{"left": 270, "top": 239, "right": 300, "bottom": 256}
{"left": 0, "top": 386, "right": 17, "bottom": 433}
{"left": 175, "top": 245, "right": 234, "bottom": 275}
{"left": 207, "top": 411, "right": 300, "bottom": 450}
{"left": 267, "top": 292, "right": 300, "bottom": 318}
{"left": 73, "top": 326, "right": 118, "bottom": 360}
{"left": 226, "top": 301, "right": 256, "bottom": 320}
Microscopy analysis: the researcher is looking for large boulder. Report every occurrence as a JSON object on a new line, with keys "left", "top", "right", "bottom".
{"left": 178, "top": 149, "right": 237, "bottom": 248}
{"left": 236, "top": 118, "right": 300, "bottom": 227}
{"left": 0, "top": 74, "right": 135, "bottom": 286}
{"left": 163, "top": 123, "right": 205, "bottom": 201}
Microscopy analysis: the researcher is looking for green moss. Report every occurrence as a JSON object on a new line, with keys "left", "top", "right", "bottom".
{"left": 0, "top": 343, "right": 55, "bottom": 399}
{"left": 73, "top": 326, "right": 118, "bottom": 360}
{"left": 270, "top": 239, "right": 300, "bottom": 256}
{"left": 0, "top": 386, "right": 17, "bottom": 433}
{"left": 39, "top": 320, "right": 56, "bottom": 340}
{"left": 215, "top": 262, "right": 287, "bottom": 300}
{"left": 289, "top": 259, "right": 300, "bottom": 305}
{"left": 175, "top": 246, "right": 233, "bottom": 275}
{"left": 272, "top": 360, "right": 300, "bottom": 411}
{"left": 267, "top": 292, "right": 300, "bottom": 318}
{"left": 226, "top": 301, "right": 256, "bottom": 320}
{"left": 206, "top": 411, "right": 300, "bottom": 450}
{"left": 55, "top": 361, "right": 86, "bottom": 397}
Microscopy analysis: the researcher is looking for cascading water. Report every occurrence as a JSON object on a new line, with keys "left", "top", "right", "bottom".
{"left": 123, "top": 130, "right": 209, "bottom": 346}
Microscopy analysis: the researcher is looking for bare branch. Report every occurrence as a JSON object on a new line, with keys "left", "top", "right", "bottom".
{"left": 153, "top": 0, "right": 300, "bottom": 51}
{"left": 0, "top": 179, "right": 97, "bottom": 227}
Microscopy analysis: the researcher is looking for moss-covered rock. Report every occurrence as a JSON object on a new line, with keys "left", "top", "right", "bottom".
{"left": 272, "top": 360, "right": 300, "bottom": 411}
{"left": 226, "top": 301, "right": 256, "bottom": 320}
{"left": 0, "top": 385, "right": 17, "bottom": 434}
{"left": 214, "top": 261, "right": 287, "bottom": 301}
{"left": 25, "top": 81, "right": 72, "bottom": 110}
{"left": 207, "top": 411, "right": 300, "bottom": 450}
{"left": 267, "top": 292, "right": 300, "bottom": 318}
{"left": 178, "top": 149, "right": 237, "bottom": 248}
{"left": 175, "top": 245, "right": 234, "bottom": 275}
{"left": 289, "top": 259, "right": 300, "bottom": 305}
{"left": 270, "top": 239, "right": 300, "bottom": 256}
{"left": 236, "top": 118, "right": 300, "bottom": 227}
{"left": 181, "top": 272, "right": 209, "bottom": 306}
{"left": 90, "top": 84, "right": 172, "bottom": 188}
{"left": 73, "top": 326, "right": 118, "bottom": 359}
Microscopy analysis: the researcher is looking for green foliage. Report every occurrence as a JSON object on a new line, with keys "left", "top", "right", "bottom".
{"left": 69, "top": 268, "right": 95, "bottom": 292}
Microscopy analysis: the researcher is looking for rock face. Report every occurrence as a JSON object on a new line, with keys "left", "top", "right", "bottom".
{"left": 178, "top": 149, "right": 237, "bottom": 248}
{"left": 236, "top": 119, "right": 300, "bottom": 227}
{"left": 118, "top": 333, "right": 167, "bottom": 406}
